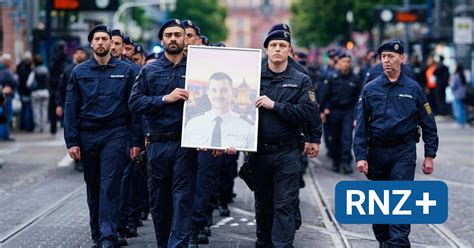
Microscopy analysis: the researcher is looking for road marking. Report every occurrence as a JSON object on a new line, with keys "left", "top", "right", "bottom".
{"left": 57, "top": 154, "right": 73, "bottom": 167}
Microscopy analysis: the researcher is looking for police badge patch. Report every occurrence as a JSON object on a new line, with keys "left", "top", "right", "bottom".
{"left": 309, "top": 90, "right": 316, "bottom": 102}
{"left": 424, "top": 102, "right": 432, "bottom": 115}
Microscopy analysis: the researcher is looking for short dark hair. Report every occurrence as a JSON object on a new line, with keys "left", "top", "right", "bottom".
{"left": 208, "top": 72, "right": 233, "bottom": 87}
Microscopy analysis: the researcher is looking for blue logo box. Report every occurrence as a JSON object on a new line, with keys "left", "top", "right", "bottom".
{"left": 335, "top": 181, "right": 448, "bottom": 224}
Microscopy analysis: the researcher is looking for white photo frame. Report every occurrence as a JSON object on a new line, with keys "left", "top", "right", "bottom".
{"left": 181, "top": 45, "right": 261, "bottom": 152}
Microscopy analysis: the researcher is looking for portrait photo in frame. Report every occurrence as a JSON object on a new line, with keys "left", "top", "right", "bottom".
{"left": 181, "top": 45, "right": 261, "bottom": 152}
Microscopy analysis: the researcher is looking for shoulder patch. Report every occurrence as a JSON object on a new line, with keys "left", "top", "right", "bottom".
{"left": 424, "top": 102, "right": 432, "bottom": 115}
{"left": 308, "top": 89, "right": 317, "bottom": 102}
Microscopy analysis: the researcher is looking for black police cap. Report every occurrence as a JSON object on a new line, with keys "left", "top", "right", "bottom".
{"left": 134, "top": 44, "right": 145, "bottom": 55}
{"left": 111, "top": 29, "right": 124, "bottom": 40}
{"left": 200, "top": 35, "right": 209, "bottom": 46}
{"left": 158, "top": 19, "right": 186, "bottom": 40}
{"left": 268, "top": 23, "right": 291, "bottom": 34}
{"left": 336, "top": 51, "right": 351, "bottom": 59}
{"left": 182, "top": 20, "right": 201, "bottom": 36}
{"left": 377, "top": 40, "right": 404, "bottom": 55}
{"left": 263, "top": 30, "right": 291, "bottom": 48}
{"left": 211, "top": 42, "right": 226, "bottom": 47}
{"left": 87, "top": 24, "right": 111, "bottom": 43}
{"left": 123, "top": 35, "right": 134, "bottom": 45}
{"left": 145, "top": 52, "right": 160, "bottom": 62}
{"left": 72, "top": 46, "right": 86, "bottom": 53}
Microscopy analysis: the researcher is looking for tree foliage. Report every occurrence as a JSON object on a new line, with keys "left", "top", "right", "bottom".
{"left": 170, "top": 0, "right": 228, "bottom": 42}
{"left": 291, "top": 0, "right": 426, "bottom": 48}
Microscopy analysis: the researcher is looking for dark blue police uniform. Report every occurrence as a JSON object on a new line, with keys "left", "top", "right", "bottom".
{"left": 129, "top": 54, "right": 197, "bottom": 247}
{"left": 252, "top": 59, "right": 316, "bottom": 247}
{"left": 322, "top": 68, "right": 362, "bottom": 172}
{"left": 353, "top": 71, "right": 438, "bottom": 247}
{"left": 64, "top": 55, "right": 141, "bottom": 246}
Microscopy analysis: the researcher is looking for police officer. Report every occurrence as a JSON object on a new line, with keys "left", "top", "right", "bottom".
{"left": 251, "top": 30, "right": 316, "bottom": 247}
{"left": 353, "top": 40, "right": 439, "bottom": 247}
{"left": 128, "top": 19, "right": 203, "bottom": 247}
{"left": 64, "top": 24, "right": 142, "bottom": 247}
{"left": 109, "top": 28, "right": 143, "bottom": 245}
{"left": 131, "top": 44, "right": 146, "bottom": 66}
{"left": 123, "top": 35, "right": 135, "bottom": 60}
{"left": 56, "top": 46, "right": 88, "bottom": 172}
{"left": 321, "top": 52, "right": 361, "bottom": 173}
{"left": 182, "top": 20, "right": 202, "bottom": 53}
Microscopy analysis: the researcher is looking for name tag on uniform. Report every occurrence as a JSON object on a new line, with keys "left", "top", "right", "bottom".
{"left": 399, "top": 94, "right": 413, "bottom": 99}
{"left": 282, "top": 83, "right": 298, "bottom": 88}
{"left": 181, "top": 75, "right": 186, "bottom": 79}
{"left": 110, "top": 75, "right": 125, "bottom": 78}
{"left": 349, "top": 82, "right": 356, "bottom": 87}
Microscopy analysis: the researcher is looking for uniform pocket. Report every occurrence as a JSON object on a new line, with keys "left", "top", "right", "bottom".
{"left": 367, "top": 95, "right": 386, "bottom": 116}
{"left": 77, "top": 77, "right": 98, "bottom": 99}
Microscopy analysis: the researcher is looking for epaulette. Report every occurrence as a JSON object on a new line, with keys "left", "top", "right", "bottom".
{"left": 240, "top": 115, "right": 255, "bottom": 125}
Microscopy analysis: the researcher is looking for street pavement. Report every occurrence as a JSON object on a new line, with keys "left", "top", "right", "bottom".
{"left": 0, "top": 120, "right": 472, "bottom": 247}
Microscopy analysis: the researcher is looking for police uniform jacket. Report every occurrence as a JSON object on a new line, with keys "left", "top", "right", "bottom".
{"left": 259, "top": 61, "right": 316, "bottom": 144}
{"left": 321, "top": 70, "right": 362, "bottom": 111}
{"left": 353, "top": 73, "right": 439, "bottom": 161}
{"left": 128, "top": 55, "right": 186, "bottom": 134}
{"left": 64, "top": 56, "right": 142, "bottom": 148}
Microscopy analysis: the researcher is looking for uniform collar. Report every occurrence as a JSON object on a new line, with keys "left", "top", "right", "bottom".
{"left": 157, "top": 54, "right": 187, "bottom": 67}
{"left": 89, "top": 55, "right": 118, "bottom": 69}
{"left": 261, "top": 61, "right": 294, "bottom": 81}
{"left": 206, "top": 110, "right": 237, "bottom": 122}
{"left": 381, "top": 72, "right": 405, "bottom": 86}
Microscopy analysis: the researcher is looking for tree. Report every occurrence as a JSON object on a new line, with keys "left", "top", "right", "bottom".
{"left": 169, "top": 0, "right": 228, "bottom": 43}
{"left": 290, "top": 0, "right": 427, "bottom": 48}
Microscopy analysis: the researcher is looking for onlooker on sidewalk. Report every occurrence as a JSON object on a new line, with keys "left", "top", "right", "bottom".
{"left": 48, "top": 41, "right": 70, "bottom": 135}
{"left": 0, "top": 53, "right": 18, "bottom": 141}
{"left": 449, "top": 64, "right": 468, "bottom": 128}
{"left": 16, "top": 52, "right": 34, "bottom": 132}
{"left": 434, "top": 55, "right": 451, "bottom": 116}
{"left": 27, "top": 55, "right": 50, "bottom": 133}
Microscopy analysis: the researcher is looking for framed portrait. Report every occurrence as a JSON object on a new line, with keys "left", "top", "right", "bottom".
{"left": 181, "top": 45, "right": 261, "bottom": 152}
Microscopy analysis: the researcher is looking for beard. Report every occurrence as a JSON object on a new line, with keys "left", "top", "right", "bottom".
{"left": 94, "top": 47, "right": 110, "bottom": 57}
{"left": 165, "top": 41, "right": 184, "bottom": 55}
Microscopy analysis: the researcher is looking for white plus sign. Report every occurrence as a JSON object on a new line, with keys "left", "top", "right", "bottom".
{"left": 416, "top": 192, "right": 437, "bottom": 214}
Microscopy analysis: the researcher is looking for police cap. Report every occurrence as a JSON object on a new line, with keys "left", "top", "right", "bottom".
{"left": 200, "top": 35, "right": 209, "bottom": 46}
{"left": 336, "top": 51, "right": 351, "bottom": 59}
{"left": 134, "top": 44, "right": 145, "bottom": 55}
{"left": 87, "top": 24, "right": 111, "bottom": 43}
{"left": 158, "top": 19, "right": 186, "bottom": 40}
{"left": 268, "top": 23, "right": 291, "bottom": 34}
{"left": 123, "top": 35, "right": 134, "bottom": 45}
{"left": 211, "top": 42, "right": 226, "bottom": 47}
{"left": 111, "top": 29, "right": 124, "bottom": 40}
{"left": 182, "top": 20, "right": 201, "bottom": 36}
{"left": 377, "top": 39, "right": 404, "bottom": 55}
{"left": 145, "top": 52, "right": 160, "bottom": 62}
{"left": 263, "top": 30, "right": 291, "bottom": 48}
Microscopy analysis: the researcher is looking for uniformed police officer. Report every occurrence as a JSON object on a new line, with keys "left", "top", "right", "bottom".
{"left": 182, "top": 20, "right": 202, "bottom": 53}
{"left": 123, "top": 35, "right": 135, "bottom": 60}
{"left": 64, "top": 24, "right": 142, "bottom": 248}
{"left": 321, "top": 51, "right": 361, "bottom": 173}
{"left": 131, "top": 44, "right": 146, "bottom": 66}
{"left": 251, "top": 30, "right": 316, "bottom": 247}
{"left": 128, "top": 19, "right": 203, "bottom": 247}
{"left": 353, "top": 40, "right": 439, "bottom": 248}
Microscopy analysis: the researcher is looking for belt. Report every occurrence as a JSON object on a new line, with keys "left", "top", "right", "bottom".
{"left": 80, "top": 119, "right": 127, "bottom": 132}
{"left": 369, "top": 136, "right": 418, "bottom": 148}
{"left": 146, "top": 132, "right": 181, "bottom": 143}
{"left": 258, "top": 140, "right": 297, "bottom": 153}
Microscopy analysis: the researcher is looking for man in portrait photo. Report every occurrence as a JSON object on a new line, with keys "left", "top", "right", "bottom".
{"left": 183, "top": 72, "right": 256, "bottom": 150}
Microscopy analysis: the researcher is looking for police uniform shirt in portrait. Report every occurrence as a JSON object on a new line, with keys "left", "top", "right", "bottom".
{"left": 183, "top": 110, "right": 255, "bottom": 150}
